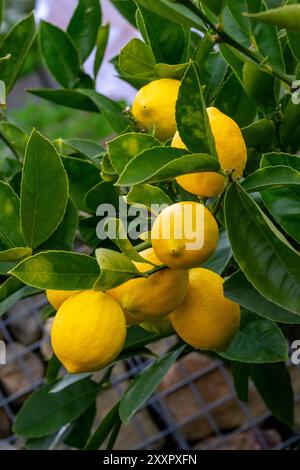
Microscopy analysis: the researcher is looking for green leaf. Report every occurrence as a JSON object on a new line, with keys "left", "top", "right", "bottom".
{"left": 123, "top": 326, "right": 164, "bottom": 352}
{"left": 242, "top": 62, "right": 276, "bottom": 110}
{"left": 0, "top": 276, "right": 24, "bottom": 303}
{"left": 79, "top": 216, "right": 99, "bottom": 249}
{"left": 247, "top": 4, "right": 300, "bottom": 32}
{"left": 119, "top": 38, "right": 157, "bottom": 81}
{"left": 94, "top": 23, "right": 110, "bottom": 78}
{"left": 10, "top": 251, "right": 100, "bottom": 290}
{"left": 201, "top": 0, "right": 225, "bottom": 16}
{"left": 0, "top": 247, "right": 32, "bottom": 262}
{"left": 137, "top": 6, "right": 186, "bottom": 65}
{"left": 119, "top": 344, "right": 186, "bottom": 423}
{"left": 202, "top": 229, "right": 232, "bottom": 274}
{"left": 242, "top": 165, "right": 300, "bottom": 192}
{"left": 0, "top": 280, "right": 38, "bottom": 317}
{"left": 0, "top": 121, "right": 28, "bottom": 162}
{"left": 64, "top": 402, "right": 96, "bottom": 449}
{"left": 241, "top": 119, "right": 274, "bottom": 148}
{"left": 220, "top": 310, "right": 288, "bottom": 363}
{"left": 281, "top": 96, "right": 300, "bottom": 153}
{"left": 21, "top": 130, "right": 69, "bottom": 249}
{"left": 259, "top": 153, "right": 300, "bottom": 244}
{"left": 94, "top": 248, "right": 141, "bottom": 290}
{"left": 117, "top": 147, "right": 220, "bottom": 186}
{"left": 104, "top": 218, "right": 147, "bottom": 263}
{"left": 224, "top": 270, "right": 300, "bottom": 324}
{"left": 38, "top": 198, "right": 78, "bottom": 251}
{"left": 0, "top": 181, "right": 24, "bottom": 247}
{"left": 134, "top": 0, "right": 205, "bottom": 31}
{"left": 251, "top": 363, "right": 294, "bottom": 426}
{"left": 39, "top": 21, "right": 80, "bottom": 88}
{"left": 85, "top": 403, "right": 120, "bottom": 450}
{"left": 225, "top": 182, "right": 300, "bottom": 315}
{"left": 231, "top": 362, "right": 249, "bottom": 402}
{"left": 51, "top": 373, "right": 92, "bottom": 394}
{"left": 220, "top": 44, "right": 244, "bottom": 83}
{"left": 46, "top": 354, "right": 61, "bottom": 384}
{"left": 13, "top": 379, "right": 99, "bottom": 438}
{"left": 27, "top": 88, "right": 99, "bottom": 112}
{"left": 67, "top": 0, "right": 102, "bottom": 62}
{"left": 176, "top": 62, "right": 216, "bottom": 156}
{"left": 127, "top": 184, "right": 172, "bottom": 213}
{"left": 108, "top": 132, "right": 160, "bottom": 175}
{"left": 214, "top": 73, "right": 257, "bottom": 128}
{"left": 0, "top": 12, "right": 35, "bottom": 93}
{"left": 203, "top": 51, "right": 228, "bottom": 104}
{"left": 62, "top": 156, "right": 100, "bottom": 212}
{"left": 287, "top": 31, "right": 300, "bottom": 61}
{"left": 85, "top": 182, "right": 119, "bottom": 213}
{"left": 62, "top": 138, "right": 103, "bottom": 160}
{"left": 26, "top": 425, "right": 72, "bottom": 450}
{"left": 226, "top": 0, "right": 251, "bottom": 35}
{"left": 155, "top": 62, "right": 189, "bottom": 80}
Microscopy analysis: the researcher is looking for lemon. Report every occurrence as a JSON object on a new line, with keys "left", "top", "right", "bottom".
{"left": 107, "top": 290, "right": 142, "bottom": 326}
{"left": 46, "top": 289, "right": 80, "bottom": 310}
{"left": 109, "top": 248, "right": 189, "bottom": 321}
{"left": 51, "top": 290, "right": 126, "bottom": 374}
{"left": 171, "top": 268, "right": 240, "bottom": 352}
{"left": 132, "top": 78, "right": 180, "bottom": 141}
{"left": 141, "top": 316, "right": 174, "bottom": 335}
{"left": 173, "top": 107, "right": 247, "bottom": 197}
{"left": 151, "top": 201, "right": 219, "bottom": 269}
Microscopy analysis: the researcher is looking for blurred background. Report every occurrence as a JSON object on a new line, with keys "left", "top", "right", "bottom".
{"left": 1, "top": 0, "right": 300, "bottom": 451}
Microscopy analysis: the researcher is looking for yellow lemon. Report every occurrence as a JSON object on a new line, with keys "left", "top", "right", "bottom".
{"left": 46, "top": 289, "right": 80, "bottom": 310}
{"left": 141, "top": 316, "right": 174, "bottom": 336}
{"left": 132, "top": 78, "right": 180, "bottom": 141}
{"left": 51, "top": 290, "right": 126, "bottom": 374}
{"left": 107, "top": 290, "right": 142, "bottom": 326}
{"left": 171, "top": 268, "right": 240, "bottom": 352}
{"left": 151, "top": 201, "right": 219, "bottom": 269}
{"left": 109, "top": 248, "right": 189, "bottom": 321}
{"left": 173, "top": 107, "right": 247, "bottom": 197}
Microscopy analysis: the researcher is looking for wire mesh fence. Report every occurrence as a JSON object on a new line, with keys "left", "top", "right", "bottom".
{"left": 0, "top": 294, "right": 300, "bottom": 450}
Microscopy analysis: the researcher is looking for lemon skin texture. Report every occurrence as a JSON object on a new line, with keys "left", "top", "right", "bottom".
{"left": 107, "top": 289, "right": 142, "bottom": 326}
{"left": 171, "top": 268, "right": 240, "bottom": 352}
{"left": 46, "top": 289, "right": 81, "bottom": 310}
{"left": 151, "top": 202, "right": 219, "bottom": 270}
{"left": 109, "top": 248, "right": 189, "bottom": 321}
{"left": 173, "top": 107, "right": 247, "bottom": 197}
{"left": 51, "top": 290, "right": 127, "bottom": 374}
{"left": 132, "top": 79, "right": 180, "bottom": 141}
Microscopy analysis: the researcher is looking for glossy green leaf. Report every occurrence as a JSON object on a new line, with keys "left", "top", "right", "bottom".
{"left": 85, "top": 403, "right": 120, "bottom": 450}
{"left": 287, "top": 31, "right": 300, "bottom": 61}
{"left": 203, "top": 51, "right": 228, "bottom": 104}
{"left": 104, "top": 218, "right": 147, "bottom": 263}
{"left": 223, "top": 6, "right": 251, "bottom": 47}
{"left": 202, "top": 230, "right": 232, "bottom": 274}
{"left": 242, "top": 62, "right": 276, "bottom": 110}
{"left": 21, "top": 130, "right": 69, "bottom": 249}
{"left": 0, "top": 280, "right": 38, "bottom": 317}
{"left": 46, "top": 354, "right": 61, "bottom": 384}
{"left": 108, "top": 133, "right": 160, "bottom": 175}
{"left": 247, "top": 4, "right": 300, "bottom": 32}
{"left": 242, "top": 165, "right": 300, "bottom": 192}
{"left": 119, "top": 344, "right": 186, "bottom": 423}
{"left": 0, "top": 12, "right": 35, "bottom": 93}
{"left": 0, "top": 181, "right": 24, "bottom": 247}
{"left": 119, "top": 38, "right": 157, "bottom": 81}
{"left": 201, "top": 0, "right": 225, "bottom": 16}
{"left": 79, "top": 216, "right": 100, "bottom": 249}
{"left": 241, "top": 119, "right": 274, "bottom": 148}
{"left": 155, "top": 62, "right": 189, "bottom": 80}
{"left": 94, "top": 23, "right": 110, "bottom": 78}
{"left": 13, "top": 379, "right": 99, "bottom": 438}
{"left": 231, "top": 362, "right": 249, "bottom": 402}
{"left": 0, "top": 121, "right": 28, "bottom": 162}
{"left": 225, "top": 182, "right": 300, "bottom": 315}
{"left": 220, "top": 310, "right": 288, "bottom": 363}
{"left": 110, "top": 0, "right": 137, "bottom": 26}
{"left": 39, "top": 21, "right": 80, "bottom": 88}
{"left": 94, "top": 248, "right": 141, "bottom": 290}
{"left": 127, "top": 184, "right": 172, "bottom": 213}
{"left": 38, "top": 199, "right": 78, "bottom": 251}
{"left": 259, "top": 153, "right": 300, "bottom": 244}
{"left": 123, "top": 326, "right": 164, "bottom": 353}
{"left": 62, "top": 138, "right": 103, "bottom": 160}
{"left": 26, "top": 425, "right": 72, "bottom": 451}
{"left": 0, "top": 247, "right": 32, "bottom": 262}
{"left": 67, "top": 0, "right": 102, "bottom": 62}
{"left": 224, "top": 270, "right": 300, "bottom": 324}
{"left": 64, "top": 402, "right": 96, "bottom": 449}
{"left": 27, "top": 88, "right": 99, "bottom": 112}
{"left": 137, "top": 6, "right": 186, "bottom": 65}
{"left": 51, "top": 373, "right": 91, "bottom": 394}
{"left": 281, "top": 96, "right": 300, "bottom": 153}
{"left": 220, "top": 45, "right": 244, "bottom": 83}
{"left": 0, "top": 276, "right": 24, "bottom": 303}
{"left": 10, "top": 251, "right": 100, "bottom": 290}
{"left": 62, "top": 156, "right": 100, "bottom": 212}
{"left": 176, "top": 62, "right": 216, "bottom": 156}
{"left": 85, "top": 181, "right": 119, "bottom": 213}
{"left": 251, "top": 363, "right": 294, "bottom": 426}
{"left": 226, "top": 0, "right": 251, "bottom": 35}
{"left": 117, "top": 147, "right": 220, "bottom": 186}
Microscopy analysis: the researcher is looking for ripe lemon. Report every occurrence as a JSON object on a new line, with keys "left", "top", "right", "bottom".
{"left": 46, "top": 289, "right": 80, "bottom": 310}
{"left": 171, "top": 268, "right": 240, "bottom": 352}
{"left": 51, "top": 290, "right": 126, "bottom": 374}
{"left": 107, "top": 290, "right": 142, "bottom": 326}
{"left": 173, "top": 107, "right": 247, "bottom": 197}
{"left": 132, "top": 78, "right": 180, "bottom": 141}
{"left": 141, "top": 316, "right": 174, "bottom": 335}
{"left": 109, "top": 248, "right": 189, "bottom": 321}
{"left": 151, "top": 201, "right": 219, "bottom": 269}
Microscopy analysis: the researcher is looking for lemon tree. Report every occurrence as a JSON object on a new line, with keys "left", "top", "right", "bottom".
{"left": 0, "top": 0, "right": 299, "bottom": 449}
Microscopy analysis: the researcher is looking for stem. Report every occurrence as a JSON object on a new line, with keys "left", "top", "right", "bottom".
{"left": 145, "top": 264, "right": 168, "bottom": 276}
{"left": 135, "top": 240, "right": 152, "bottom": 252}
{"left": 179, "top": 0, "right": 293, "bottom": 87}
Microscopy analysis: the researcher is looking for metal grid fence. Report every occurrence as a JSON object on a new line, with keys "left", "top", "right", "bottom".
{"left": 1, "top": 294, "right": 300, "bottom": 450}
